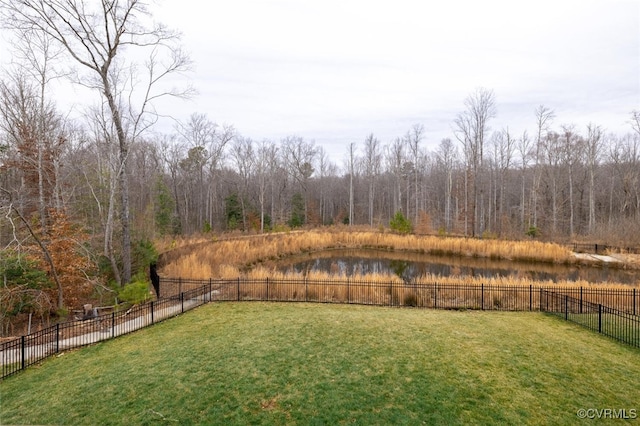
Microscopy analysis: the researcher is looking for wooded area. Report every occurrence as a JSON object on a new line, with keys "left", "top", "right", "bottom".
{"left": 1, "top": 1, "right": 639, "bottom": 334}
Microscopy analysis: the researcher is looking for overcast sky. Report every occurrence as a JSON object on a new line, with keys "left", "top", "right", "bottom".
{"left": 2, "top": 0, "right": 639, "bottom": 162}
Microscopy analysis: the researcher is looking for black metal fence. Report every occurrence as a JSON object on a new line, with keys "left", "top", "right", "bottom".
{"left": 160, "top": 278, "right": 639, "bottom": 315}
{"left": 570, "top": 243, "right": 640, "bottom": 255}
{"left": 541, "top": 290, "right": 640, "bottom": 348}
{"left": 2, "top": 278, "right": 639, "bottom": 379}
{"left": 1, "top": 284, "right": 214, "bottom": 379}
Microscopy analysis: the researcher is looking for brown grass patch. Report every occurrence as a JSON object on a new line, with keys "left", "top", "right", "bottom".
{"left": 158, "top": 229, "right": 577, "bottom": 280}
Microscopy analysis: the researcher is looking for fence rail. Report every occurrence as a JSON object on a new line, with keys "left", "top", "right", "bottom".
{"left": 570, "top": 243, "right": 640, "bottom": 255}
{"left": 160, "top": 278, "right": 639, "bottom": 315}
{"left": 2, "top": 278, "right": 639, "bottom": 379}
{"left": 1, "top": 283, "right": 215, "bottom": 379}
{"left": 540, "top": 290, "right": 640, "bottom": 348}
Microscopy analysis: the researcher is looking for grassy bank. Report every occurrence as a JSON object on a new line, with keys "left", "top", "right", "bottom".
{"left": 2, "top": 303, "right": 639, "bottom": 425}
{"left": 157, "top": 230, "right": 639, "bottom": 290}
{"left": 158, "top": 230, "right": 575, "bottom": 279}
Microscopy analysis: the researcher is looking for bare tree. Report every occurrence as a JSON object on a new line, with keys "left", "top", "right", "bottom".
{"left": 532, "top": 105, "right": 555, "bottom": 228}
{"left": 585, "top": 123, "right": 603, "bottom": 234}
{"left": 609, "top": 133, "right": 640, "bottom": 222}
{"left": 282, "top": 136, "right": 316, "bottom": 223}
{"left": 175, "top": 113, "right": 234, "bottom": 231}
{"left": 516, "top": 130, "right": 532, "bottom": 231}
{"left": 316, "top": 146, "right": 336, "bottom": 225}
{"left": 454, "top": 88, "right": 496, "bottom": 236}
{"left": 363, "top": 134, "right": 381, "bottom": 226}
{"left": 230, "top": 136, "right": 255, "bottom": 231}
{"left": 81, "top": 104, "right": 125, "bottom": 283}
{"left": 1, "top": 0, "right": 193, "bottom": 283}
{"left": 9, "top": 29, "right": 66, "bottom": 232}
{"left": 0, "top": 71, "right": 65, "bottom": 231}
{"left": 346, "top": 142, "right": 357, "bottom": 226}
{"left": 156, "top": 133, "right": 184, "bottom": 231}
{"left": 435, "top": 138, "right": 457, "bottom": 232}
{"left": 491, "top": 127, "right": 515, "bottom": 235}
{"left": 631, "top": 110, "right": 640, "bottom": 137}
{"left": 560, "top": 124, "right": 581, "bottom": 236}
{"left": 255, "top": 140, "right": 277, "bottom": 232}
{"left": 386, "top": 137, "right": 405, "bottom": 216}
{"left": 405, "top": 124, "right": 424, "bottom": 224}
{"left": 177, "top": 113, "right": 213, "bottom": 229}
{"left": 541, "top": 131, "right": 562, "bottom": 234}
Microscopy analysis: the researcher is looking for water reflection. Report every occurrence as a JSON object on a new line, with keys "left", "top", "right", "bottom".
{"left": 271, "top": 248, "right": 639, "bottom": 285}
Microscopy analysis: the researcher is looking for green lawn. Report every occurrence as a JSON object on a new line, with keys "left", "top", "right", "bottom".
{"left": 1, "top": 303, "right": 639, "bottom": 425}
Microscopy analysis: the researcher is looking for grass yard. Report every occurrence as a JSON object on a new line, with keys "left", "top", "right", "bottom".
{"left": 1, "top": 303, "right": 639, "bottom": 425}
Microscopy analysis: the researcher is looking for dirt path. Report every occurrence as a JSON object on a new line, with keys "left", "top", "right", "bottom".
{"left": 573, "top": 253, "right": 622, "bottom": 263}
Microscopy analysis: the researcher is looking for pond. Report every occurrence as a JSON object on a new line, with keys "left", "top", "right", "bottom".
{"left": 271, "top": 248, "right": 640, "bottom": 285}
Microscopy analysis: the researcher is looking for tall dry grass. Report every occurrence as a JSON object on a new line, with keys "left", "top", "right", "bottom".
{"left": 158, "top": 230, "right": 575, "bottom": 280}
{"left": 243, "top": 266, "right": 635, "bottom": 290}
{"left": 156, "top": 230, "right": 638, "bottom": 310}
{"left": 186, "top": 268, "right": 638, "bottom": 311}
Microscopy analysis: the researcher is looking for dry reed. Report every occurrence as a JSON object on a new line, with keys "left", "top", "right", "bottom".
{"left": 159, "top": 230, "right": 573, "bottom": 275}
{"left": 197, "top": 270, "right": 638, "bottom": 312}
{"left": 157, "top": 229, "right": 638, "bottom": 290}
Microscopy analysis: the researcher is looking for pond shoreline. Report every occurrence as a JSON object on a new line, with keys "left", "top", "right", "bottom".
{"left": 261, "top": 247, "right": 640, "bottom": 286}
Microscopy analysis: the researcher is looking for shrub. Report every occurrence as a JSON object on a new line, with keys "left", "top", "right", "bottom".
{"left": 225, "top": 193, "right": 243, "bottom": 230}
{"left": 288, "top": 193, "right": 305, "bottom": 228}
{"left": 390, "top": 211, "right": 412, "bottom": 234}
{"left": 118, "top": 274, "right": 152, "bottom": 305}
{"left": 526, "top": 226, "right": 539, "bottom": 238}
{"left": 414, "top": 211, "right": 432, "bottom": 235}
{"left": 403, "top": 292, "right": 418, "bottom": 307}
{"left": 131, "top": 238, "right": 159, "bottom": 278}
{"left": 481, "top": 230, "right": 498, "bottom": 240}
{"left": 0, "top": 253, "right": 54, "bottom": 332}
{"left": 0, "top": 253, "right": 52, "bottom": 290}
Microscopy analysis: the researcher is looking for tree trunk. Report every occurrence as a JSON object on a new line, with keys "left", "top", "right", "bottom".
{"left": 102, "top": 74, "right": 131, "bottom": 284}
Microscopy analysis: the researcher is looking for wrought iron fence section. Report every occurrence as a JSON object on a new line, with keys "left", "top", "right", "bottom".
{"left": 570, "top": 243, "right": 640, "bottom": 255}
{"left": 2, "top": 277, "right": 638, "bottom": 379}
{"left": 540, "top": 290, "right": 640, "bottom": 348}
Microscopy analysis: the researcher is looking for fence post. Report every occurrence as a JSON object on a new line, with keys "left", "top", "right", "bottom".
{"left": 434, "top": 283, "right": 437, "bottom": 309}
{"left": 209, "top": 278, "right": 212, "bottom": 303}
{"left": 181, "top": 292, "right": 184, "bottom": 313}
{"left": 598, "top": 304, "right": 602, "bottom": 333}
{"left": 580, "top": 287, "right": 583, "bottom": 314}
{"left": 151, "top": 301, "right": 154, "bottom": 325}
{"left": 55, "top": 323, "right": 60, "bottom": 353}
{"left": 634, "top": 288, "right": 636, "bottom": 316}
{"left": 539, "top": 288, "right": 542, "bottom": 311}
{"left": 266, "top": 277, "right": 269, "bottom": 301}
{"left": 481, "top": 284, "right": 484, "bottom": 310}
{"left": 21, "top": 335, "right": 25, "bottom": 371}
{"left": 389, "top": 282, "right": 393, "bottom": 307}
{"left": 564, "top": 295, "right": 568, "bottom": 320}
{"left": 305, "top": 277, "right": 308, "bottom": 302}
{"left": 529, "top": 285, "right": 532, "bottom": 311}
{"left": 237, "top": 278, "right": 240, "bottom": 301}
{"left": 111, "top": 311, "right": 115, "bottom": 338}
{"left": 546, "top": 289, "right": 549, "bottom": 312}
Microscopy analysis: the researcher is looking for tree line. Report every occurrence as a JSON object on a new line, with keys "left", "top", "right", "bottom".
{"left": 0, "top": 1, "right": 639, "bottom": 331}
